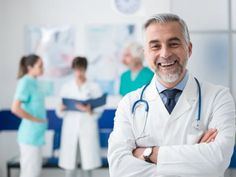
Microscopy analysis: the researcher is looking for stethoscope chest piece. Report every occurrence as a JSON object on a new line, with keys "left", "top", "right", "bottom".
{"left": 192, "top": 120, "right": 203, "bottom": 130}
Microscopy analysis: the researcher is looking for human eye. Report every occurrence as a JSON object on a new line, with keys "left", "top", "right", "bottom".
{"left": 150, "top": 43, "right": 161, "bottom": 50}
{"left": 169, "top": 42, "right": 180, "bottom": 48}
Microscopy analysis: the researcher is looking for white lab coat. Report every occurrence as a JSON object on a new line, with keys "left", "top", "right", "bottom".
{"left": 108, "top": 74, "right": 236, "bottom": 177}
{"left": 56, "top": 79, "right": 103, "bottom": 170}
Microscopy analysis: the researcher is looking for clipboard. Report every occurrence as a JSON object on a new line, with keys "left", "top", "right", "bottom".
{"left": 62, "top": 93, "right": 107, "bottom": 111}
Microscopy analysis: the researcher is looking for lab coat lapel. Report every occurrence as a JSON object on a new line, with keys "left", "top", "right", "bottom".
{"left": 144, "top": 75, "right": 170, "bottom": 117}
{"left": 170, "top": 74, "right": 198, "bottom": 120}
{"left": 144, "top": 76, "right": 158, "bottom": 100}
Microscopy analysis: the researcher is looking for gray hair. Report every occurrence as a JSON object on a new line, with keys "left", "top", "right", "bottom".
{"left": 144, "top": 13, "right": 190, "bottom": 44}
{"left": 124, "top": 41, "right": 144, "bottom": 63}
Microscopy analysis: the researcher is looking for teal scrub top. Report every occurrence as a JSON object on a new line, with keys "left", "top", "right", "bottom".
{"left": 119, "top": 67, "right": 154, "bottom": 96}
{"left": 14, "top": 75, "right": 51, "bottom": 146}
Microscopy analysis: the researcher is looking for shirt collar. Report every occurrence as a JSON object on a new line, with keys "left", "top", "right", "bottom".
{"left": 156, "top": 70, "right": 189, "bottom": 93}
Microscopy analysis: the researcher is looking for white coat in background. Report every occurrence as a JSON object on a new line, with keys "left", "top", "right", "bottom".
{"left": 57, "top": 79, "right": 103, "bottom": 170}
{"left": 108, "top": 74, "right": 236, "bottom": 177}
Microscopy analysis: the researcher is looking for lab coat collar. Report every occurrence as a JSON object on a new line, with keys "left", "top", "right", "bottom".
{"left": 145, "top": 73, "right": 197, "bottom": 101}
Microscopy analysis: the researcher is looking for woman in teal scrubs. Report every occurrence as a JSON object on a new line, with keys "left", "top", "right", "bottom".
{"left": 11, "top": 54, "right": 49, "bottom": 177}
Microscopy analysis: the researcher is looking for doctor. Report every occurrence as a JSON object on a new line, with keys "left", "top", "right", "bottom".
{"left": 108, "top": 13, "right": 236, "bottom": 177}
{"left": 56, "top": 56, "right": 102, "bottom": 177}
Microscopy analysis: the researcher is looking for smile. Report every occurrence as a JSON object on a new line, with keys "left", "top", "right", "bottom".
{"left": 157, "top": 60, "right": 177, "bottom": 68}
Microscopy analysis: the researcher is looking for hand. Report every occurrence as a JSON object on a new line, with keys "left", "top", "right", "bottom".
{"left": 60, "top": 104, "right": 67, "bottom": 111}
{"left": 198, "top": 128, "right": 218, "bottom": 143}
{"left": 132, "top": 146, "right": 159, "bottom": 164}
{"left": 34, "top": 118, "right": 47, "bottom": 123}
{"left": 76, "top": 104, "right": 92, "bottom": 114}
{"left": 132, "top": 147, "right": 146, "bottom": 160}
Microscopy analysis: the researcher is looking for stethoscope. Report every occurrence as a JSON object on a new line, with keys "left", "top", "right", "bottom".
{"left": 131, "top": 78, "right": 202, "bottom": 141}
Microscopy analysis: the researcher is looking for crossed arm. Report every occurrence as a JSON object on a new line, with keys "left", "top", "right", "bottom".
{"left": 133, "top": 128, "right": 218, "bottom": 164}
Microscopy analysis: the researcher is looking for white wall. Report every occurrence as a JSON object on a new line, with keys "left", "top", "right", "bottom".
{"left": 0, "top": 0, "right": 170, "bottom": 109}
{"left": 0, "top": 0, "right": 3, "bottom": 109}
{"left": 0, "top": 1, "right": 170, "bottom": 177}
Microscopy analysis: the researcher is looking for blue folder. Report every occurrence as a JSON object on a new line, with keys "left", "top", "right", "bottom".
{"left": 62, "top": 93, "right": 107, "bottom": 111}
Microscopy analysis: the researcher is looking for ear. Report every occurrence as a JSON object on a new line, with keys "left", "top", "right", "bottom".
{"left": 27, "top": 65, "right": 32, "bottom": 71}
{"left": 188, "top": 42, "right": 192, "bottom": 58}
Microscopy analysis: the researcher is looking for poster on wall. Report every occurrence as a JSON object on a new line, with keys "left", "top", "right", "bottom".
{"left": 25, "top": 26, "right": 75, "bottom": 94}
{"left": 85, "top": 24, "right": 136, "bottom": 95}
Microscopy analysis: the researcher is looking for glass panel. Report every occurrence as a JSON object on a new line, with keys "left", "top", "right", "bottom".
{"left": 232, "top": 0, "right": 236, "bottom": 30}
{"left": 171, "top": 0, "right": 228, "bottom": 31}
{"left": 187, "top": 33, "right": 229, "bottom": 87}
{"left": 232, "top": 34, "right": 236, "bottom": 100}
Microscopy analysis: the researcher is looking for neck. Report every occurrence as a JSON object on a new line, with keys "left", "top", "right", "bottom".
{"left": 28, "top": 73, "right": 37, "bottom": 79}
{"left": 76, "top": 77, "right": 86, "bottom": 86}
{"left": 131, "top": 63, "right": 143, "bottom": 73}
{"left": 157, "top": 70, "right": 187, "bottom": 89}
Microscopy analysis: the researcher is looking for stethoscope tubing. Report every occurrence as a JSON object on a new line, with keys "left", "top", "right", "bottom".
{"left": 131, "top": 77, "right": 202, "bottom": 138}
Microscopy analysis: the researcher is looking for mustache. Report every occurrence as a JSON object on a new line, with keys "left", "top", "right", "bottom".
{"left": 155, "top": 56, "right": 179, "bottom": 66}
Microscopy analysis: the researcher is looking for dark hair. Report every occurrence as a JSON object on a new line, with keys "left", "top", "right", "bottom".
{"left": 71, "top": 56, "right": 88, "bottom": 70}
{"left": 18, "top": 54, "right": 41, "bottom": 79}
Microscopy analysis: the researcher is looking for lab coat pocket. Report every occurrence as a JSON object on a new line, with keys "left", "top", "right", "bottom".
{"left": 187, "top": 129, "right": 204, "bottom": 144}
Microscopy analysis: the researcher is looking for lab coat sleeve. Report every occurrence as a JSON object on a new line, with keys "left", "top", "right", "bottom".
{"left": 55, "top": 99, "right": 66, "bottom": 119}
{"left": 55, "top": 86, "right": 67, "bottom": 119}
{"left": 108, "top": 95, "right": 157, "bottom": 177}
{"left": 90, "top": 83, "right": 105, "bottom": 120}
{"left": 156, "top": 88, "right": 236, "bottom": 176}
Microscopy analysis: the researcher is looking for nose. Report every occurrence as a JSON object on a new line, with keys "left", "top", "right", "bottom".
{"left": 160, "top": 46, "right": 172, "bottom": 59}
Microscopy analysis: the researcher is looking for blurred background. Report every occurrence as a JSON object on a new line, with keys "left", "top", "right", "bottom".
{"left": 0, "top": 0, "right": 236, "bottom": 177}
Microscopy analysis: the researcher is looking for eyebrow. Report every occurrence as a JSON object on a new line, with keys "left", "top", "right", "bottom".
{"left": 168, "top": 37, "right": 181, "bottom": 42}
{"left": 149, "top": 40, "right": 160, "bottom": 45}
{"left": 148, "top": 37, "right": 181, "bottom": 45}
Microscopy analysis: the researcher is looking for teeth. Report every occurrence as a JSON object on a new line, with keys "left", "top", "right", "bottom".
{"left": 160, "top": 61, "right": 175, "bottom": 67}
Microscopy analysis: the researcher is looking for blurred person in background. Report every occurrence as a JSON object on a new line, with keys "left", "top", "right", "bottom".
{"left": 11, "top": 54, "right": 51, "bottom": 177}
{"left": 57, "top": 56, "right": 103, "bottom": 177}
{"left": 119, "top": 41, "right": 153, "bottom": 96}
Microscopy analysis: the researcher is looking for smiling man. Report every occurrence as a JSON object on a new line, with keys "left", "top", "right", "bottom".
{"left": 108, "top": 13, "right": 235, "bottom": 177}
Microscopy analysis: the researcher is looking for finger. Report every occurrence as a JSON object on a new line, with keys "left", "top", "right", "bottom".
{"left": 199, "top": 129, "right": 217, "bottom": 143}
{"left": 199, "top": 129, "right": 214, "bottom": 143}
{"left": 202, "top": 131, "right": 218, "bottom": 143}
{"left": 76, "top": 104, "right": 82, "bottom": 109}
{"left": 204, "top": 131, "right": 218, "bottom": 143}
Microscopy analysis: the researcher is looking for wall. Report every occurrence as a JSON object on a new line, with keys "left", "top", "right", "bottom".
{"left": 0, "top": 0, "right": 170, "bottom": 109}
{"left": 0, "top": 0, "right": 235, "bottom": 107}
{"left": 0, "top": 0, "right": 3, "bottom": 109}
{"left": 0, "top": 1, "right": 170, "bottom": 177}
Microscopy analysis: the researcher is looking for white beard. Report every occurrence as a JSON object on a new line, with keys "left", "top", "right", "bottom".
{"left": 157, "top": 72, "right": 180, "bottom": 83}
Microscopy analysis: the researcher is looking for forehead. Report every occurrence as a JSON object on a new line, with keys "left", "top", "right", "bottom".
{"left": 35, "top": 58, "right": 42, "bottom": 65}
{"left": 144, "top": 22, "right": 185, "bottom": 43}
